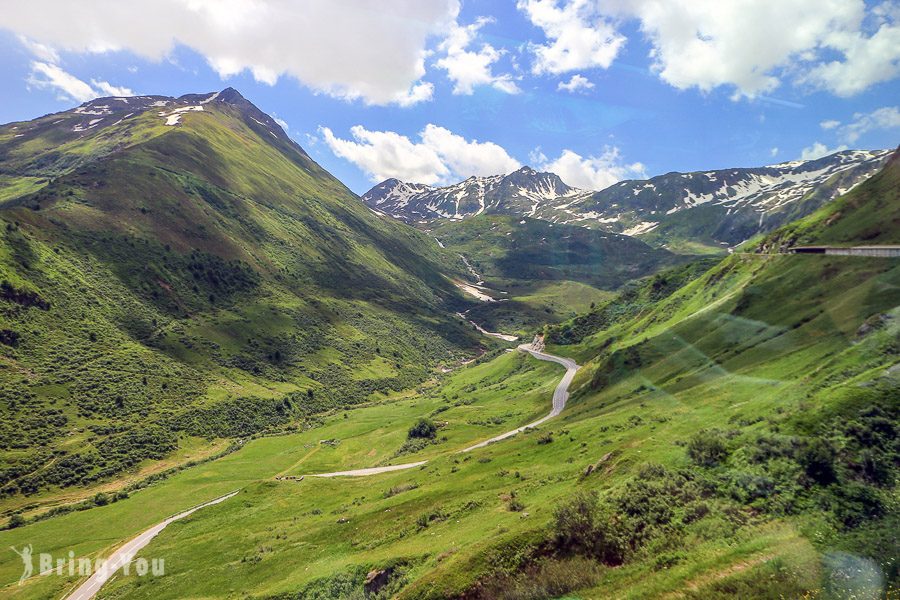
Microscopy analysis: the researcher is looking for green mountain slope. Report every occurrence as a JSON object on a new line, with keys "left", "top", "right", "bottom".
{"left": 6, "top": 151, "right": 892, "bottom": 600}
{"left": 430, "top": 215, "right": 680, "bottom": 333}
{"left": 0, "top": 89, "right": 481, "bottom": 508}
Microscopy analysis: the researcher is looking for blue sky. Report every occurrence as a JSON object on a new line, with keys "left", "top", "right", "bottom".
{"left": 1, "top": 0, "right": 899, "bottom": 194}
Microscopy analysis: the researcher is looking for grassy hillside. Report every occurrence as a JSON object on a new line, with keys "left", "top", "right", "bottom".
{"left": 0, "top": 152, "right": 892, "bottom": 598}
{"left": 0, "top": 90, "right": 484, "bottom": 517}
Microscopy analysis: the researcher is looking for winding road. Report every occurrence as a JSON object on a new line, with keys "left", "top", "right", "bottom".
{"left": 313, "top": 342, "right": 579, "bottom": 472}
{"left": 61, "top": 342, "right": 578, "bottom": 599}
{"left": 460, "top": 344, "right": 578, "bottom": 452}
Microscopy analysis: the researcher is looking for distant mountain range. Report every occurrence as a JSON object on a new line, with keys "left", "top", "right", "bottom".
{"left": 363, "top": 150, "right": 892, "bottom": 251}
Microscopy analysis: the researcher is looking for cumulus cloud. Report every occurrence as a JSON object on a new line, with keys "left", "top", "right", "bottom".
{"left": 394, "top": 82, "right": 435, "bottom": 107}
{"left": 517, "top": 0, "right": 900, "bottom": 98}
{"left": 820, "top": 119, "right": 841, "bottom": 130}
{"left": 557, "top": 73, "right": 594, "bottom": 92}
{"left": 612, "top": 0, "right": 867, "bottom": 98}
{"left": 419, "top": 125, "right": 521, "bottom": 177}
{"left": 26, "top": 61, "right": 133, "bottom": 102}
{"left": 538, "top": 147, "right": 646, "bottom": 190}
{"left": 799, "top": 142, "right": 849, "bottom": 161}
{"left": 435, "top": 17, "right": 519, "bottom": 95}
{"left": 26, "top": 62, "right": 95, "bottom": 102}
{"left": 801, "top": 20, "right": 900, "bottom": 96}
{"left": 2, "top": 0, "right": 458, "bottom": 106}
{"left": 518, "top": 0, "right": 625, "bottom": 75}
{"left": 320, "top": 124, "right": 520, "bottom": 184}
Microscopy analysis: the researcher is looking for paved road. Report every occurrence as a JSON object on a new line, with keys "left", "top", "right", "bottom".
{"left": 459, "top": 344, "right": 579, "bottom": 452}
{"left": 64, "top": 491, "right": 239, "bottom": 600}
{"left": 313, "top": 343, "right": 579, "bottom": 473}
{"left": 311, "top": 461, "right": 428, "bottom": 478}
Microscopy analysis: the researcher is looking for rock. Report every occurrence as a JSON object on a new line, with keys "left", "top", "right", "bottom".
{"left": 364, "top": 567, "right": 393, "bottom": 597}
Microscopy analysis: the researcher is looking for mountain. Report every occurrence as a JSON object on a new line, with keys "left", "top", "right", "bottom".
{"left": 0, "top": 88, "right": 482, "bottom": 502}
{"left": 363, "top": 166, "right": 588, "bottom": 223}
{"left": 363, "top": 150, "right": 891, "bottom": 252}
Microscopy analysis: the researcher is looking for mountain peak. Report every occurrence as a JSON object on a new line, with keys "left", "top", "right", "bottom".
{"left": 218, "top": 87, "right": 245, "bottom": 102}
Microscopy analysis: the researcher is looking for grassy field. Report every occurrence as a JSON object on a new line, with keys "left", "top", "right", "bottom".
{"left": 0, "top": 349, "right": 563, "bottom": 598}
{"left": 82, "top": 160, "right": 900, "bottom": 598}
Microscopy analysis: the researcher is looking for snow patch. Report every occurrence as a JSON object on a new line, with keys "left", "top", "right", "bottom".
{"left": 160, "top": 105, "right": 204, "bottom": 126}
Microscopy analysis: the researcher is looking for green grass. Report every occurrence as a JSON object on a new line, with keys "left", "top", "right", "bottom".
{"left": 0, "top": 348, "right": 565, "bottom": 598}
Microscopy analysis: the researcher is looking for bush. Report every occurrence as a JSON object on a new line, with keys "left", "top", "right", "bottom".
{"left": 687, "top": 430, "right": 730, "bottom": 467}
{"left": 7, "top": 514, "right": 25, "bottom": 529}
{"left": 407, "top": 418, "right": 437, "bottom": 440}
{"left": 798, "top": 438, "right": 836, "bottom": 485}
{"left": 552, "top": 491, "right": 628, "bottom": 565}
{"left": 475, "top": 556, "right": 604, "bottom": 600}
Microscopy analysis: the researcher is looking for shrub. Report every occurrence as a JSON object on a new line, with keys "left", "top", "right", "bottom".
{"left": 7, "top": 514, "right": 25, "bottom": 529}
{"left": 687, "top": 430, "right": 730, "bottom": 467}
{"left": 552, "top": 491, "right": 627, "bottom": 565}
{"left": 798, "top": 438, "right": 836, "bottom": 485}
{"left": 407, "top": 418, "right": 437, "bottom": 440}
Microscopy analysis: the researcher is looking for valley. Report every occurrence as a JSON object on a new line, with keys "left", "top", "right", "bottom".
{"left": 0, "top": 88, "right": 896, "bottom": 600}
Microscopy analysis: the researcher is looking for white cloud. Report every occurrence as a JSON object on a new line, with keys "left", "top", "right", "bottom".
{"left": 2, "top": 0, "right": 459, "bottom": 106}
{"left": 271, "top": 114, "right": 289, "bottom": 132}
{"left": 26, "top": 61, "right": 99, "bottom": 102}
{"left": 24, "top": 55, "right": 133, "bottom": 103}
{"left": 321, "top": 124, "right": 520, "bottom": 184}
{"left": 537, "top": 147, "right": 646, "bottom": 190}
{"left": 435, "top": 17, "right": 519, "bottom": 95}
{"left": 518, "top": 0, "right": 625, "bottom": 75}
{"left": 608, "top": 0, "right": 866, "bottom": 98}
{"left": 90, "top": 79, "right": 134, "bottom": 97}
{"left": 838, "top": 106, "right": 900, "bottom": 143}
{"left": 394, "top": 82, "right": 435, "bottom": 107}
{"left": 820, "top": 119, "right": 841, "bottom": 130}
{"left": 801, "top": 20, "right": 900, "bottom": 96}
{"left": 419, "top": 124, "right": 521, "bottom": 176}
{"left": 18, "top": 35, "right": 58, "bottom": 63}
{"left": 770, "top": 147, "right": 779, "bottom": 157}
{"left": 321, "top": 125, "right": 449, "bottom": 184}
{"left": 557, "top": 73, "right": 594, "bottom": 92}
{"left": 799, "top": 142, "right": 848, "bottom": 161}
{"left": 516, "top": 0, "right": 900, "bottom": 98}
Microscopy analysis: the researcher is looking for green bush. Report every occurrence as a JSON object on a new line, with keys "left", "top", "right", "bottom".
{"left": 407, "top": 418, "right": 437, "bottom": 440}
{"left": 687, "top": 430, "right": 730, "bottom": 467}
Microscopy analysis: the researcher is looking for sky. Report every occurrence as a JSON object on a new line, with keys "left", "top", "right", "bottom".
{"left": 1, "top": 0, "right": 899, "bottom": 194}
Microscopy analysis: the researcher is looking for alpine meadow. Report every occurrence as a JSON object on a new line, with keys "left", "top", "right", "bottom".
{"left": 0, "top": 2, "right": 897, "bottom": 599}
